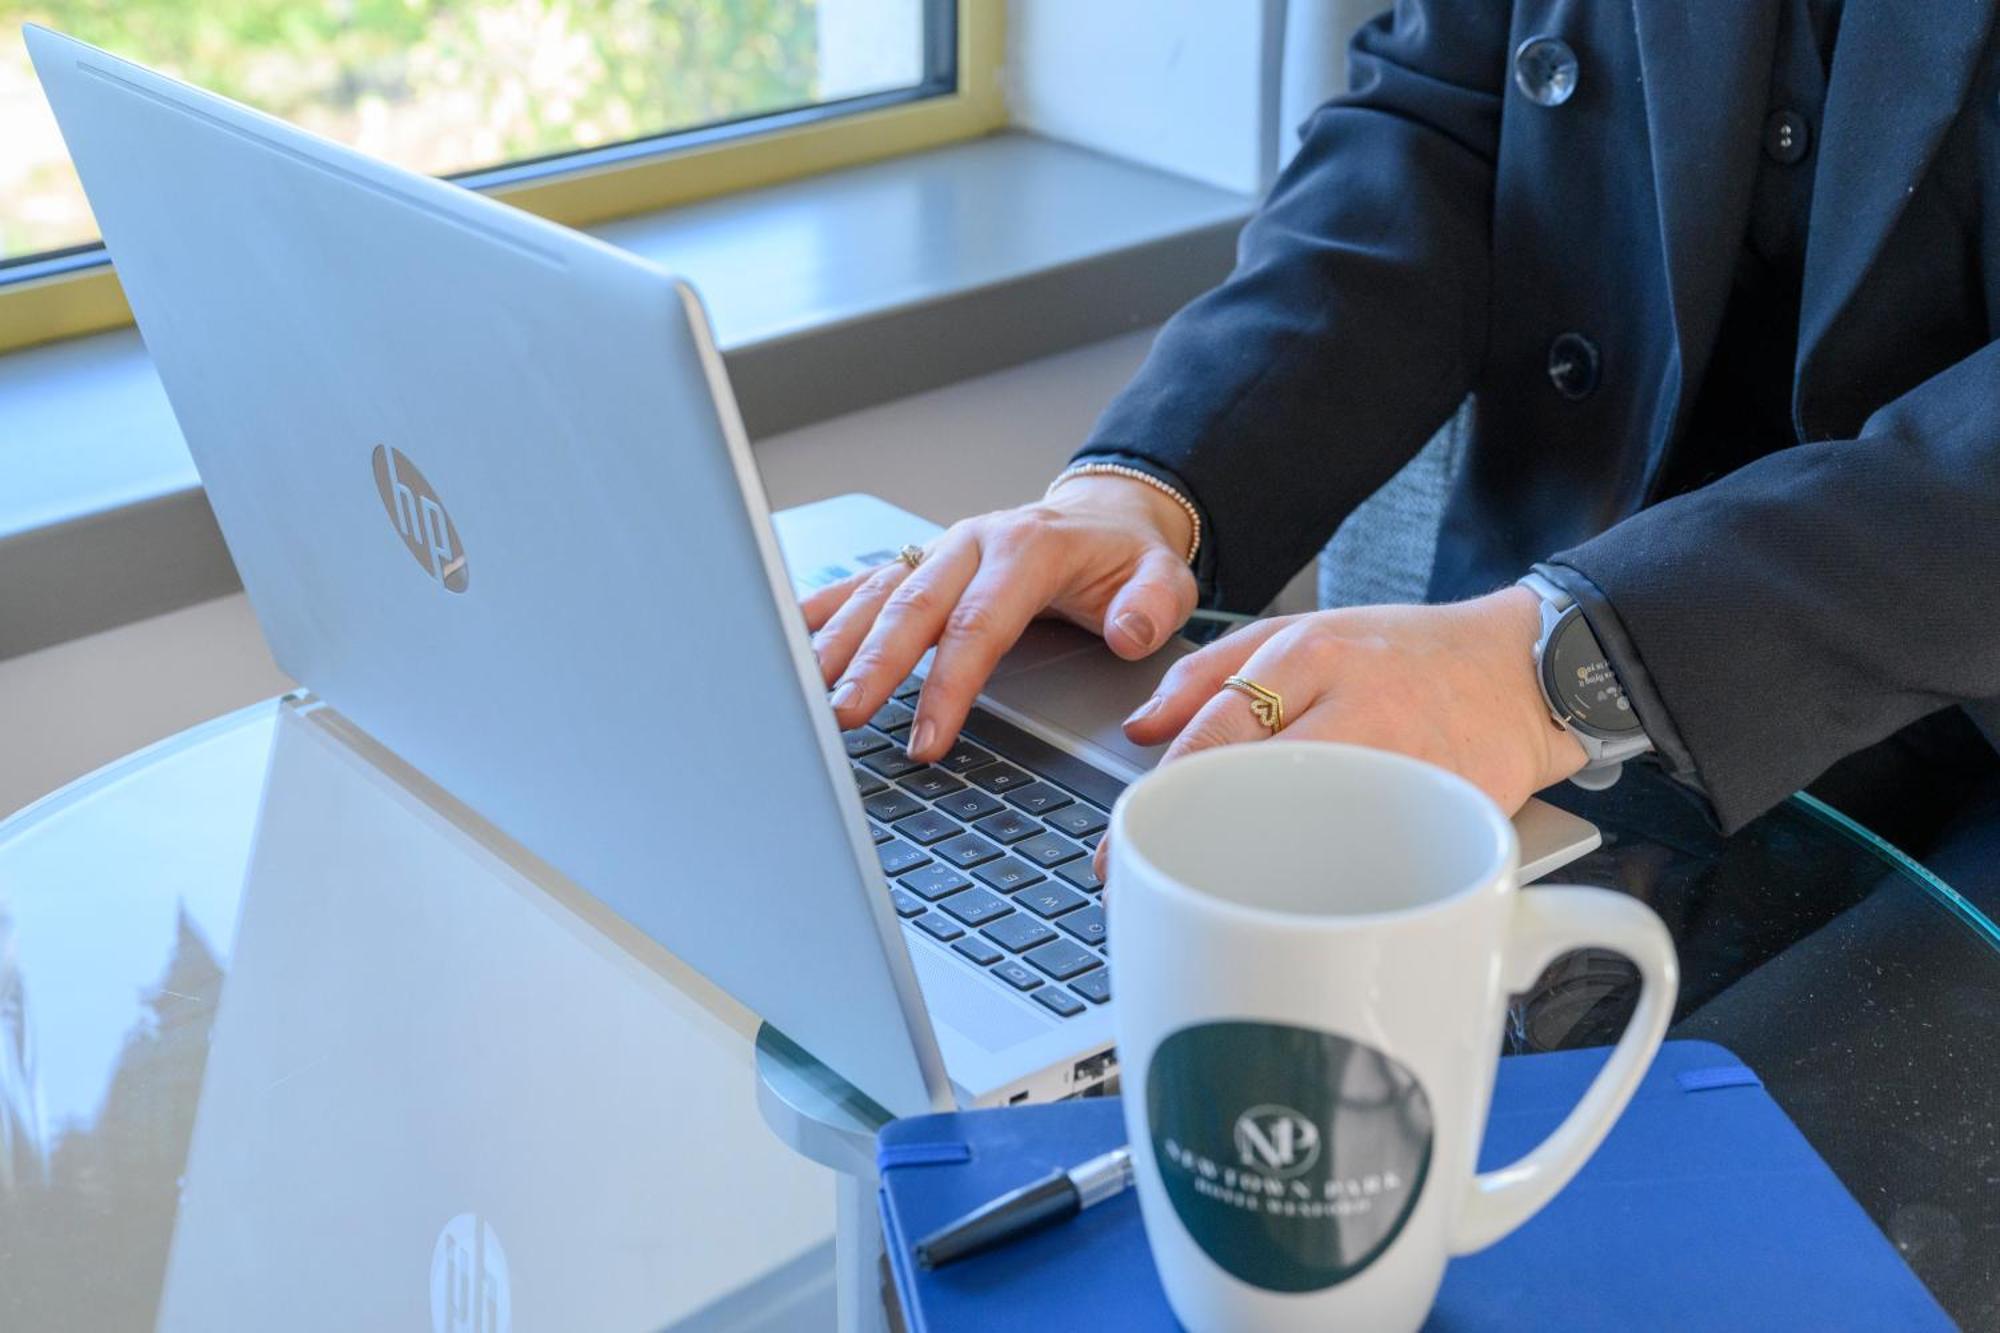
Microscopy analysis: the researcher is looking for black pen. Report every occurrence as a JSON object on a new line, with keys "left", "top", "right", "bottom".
{"left": 914, "top": 1146, "right": 1134, "bottom": 1269}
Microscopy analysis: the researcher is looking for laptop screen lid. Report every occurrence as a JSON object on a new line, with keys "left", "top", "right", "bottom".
{"left": 28, "top": 26, "right": 950, "bottom": 1117}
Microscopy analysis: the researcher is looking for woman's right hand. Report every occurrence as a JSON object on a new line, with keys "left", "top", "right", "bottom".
{"left": 803, "top": 474, "right": 1200, "bottom": 763}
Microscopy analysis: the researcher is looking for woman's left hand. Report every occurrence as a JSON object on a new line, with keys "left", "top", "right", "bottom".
{"left": 1102, "top": 587, "right": 1589, "bottom": 873}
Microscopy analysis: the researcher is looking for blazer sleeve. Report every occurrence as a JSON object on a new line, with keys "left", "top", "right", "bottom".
{"left": 1543, "top": 337, "right": 2000, "bottom": 833}
{"left": 1072, "top": 0, "right": 1510, "bottom": 612}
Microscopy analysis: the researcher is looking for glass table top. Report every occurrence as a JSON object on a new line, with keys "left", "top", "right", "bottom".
{"left": 2, "top": 696, "right": 1996, "bottom": 1329}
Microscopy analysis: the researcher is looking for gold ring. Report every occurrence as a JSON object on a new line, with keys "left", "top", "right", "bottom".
{"left": 1221, "top": 675, "right": 1285, "bottom": 732}
{"left": 896, "top": 544, "right": 926, "bottom": 571}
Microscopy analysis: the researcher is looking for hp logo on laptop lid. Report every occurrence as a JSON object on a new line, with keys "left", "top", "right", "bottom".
{"left": 372, "top": 444, "right": 469, "bottom": 592}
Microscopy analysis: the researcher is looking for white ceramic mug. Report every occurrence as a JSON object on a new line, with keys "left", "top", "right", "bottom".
{"left": 1108, "top": 742, "right": 1677, "bottom": 1333}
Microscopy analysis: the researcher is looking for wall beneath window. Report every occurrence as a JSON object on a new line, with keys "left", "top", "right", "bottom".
{"left": 0, "top": 595, "right": 291, "bottom": 821}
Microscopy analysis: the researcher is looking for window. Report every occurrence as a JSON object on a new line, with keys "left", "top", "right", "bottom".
{"left": 0, "top": 0, "right": 1001, "bottom": 352}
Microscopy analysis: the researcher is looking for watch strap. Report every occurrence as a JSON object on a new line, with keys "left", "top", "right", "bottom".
{"left": 1518, "top": 568, "right": 1571, "bottom": 610}
{"left": 1517, "top": 570, "right": 1654, "bottom": 783}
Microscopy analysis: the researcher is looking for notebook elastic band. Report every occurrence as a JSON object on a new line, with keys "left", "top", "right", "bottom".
{"left": 878, "top": 1140, "right": 973, "bottom": 1170}
{"left": 1676, "top": 1065, "right": 1762, "bottom": 1093}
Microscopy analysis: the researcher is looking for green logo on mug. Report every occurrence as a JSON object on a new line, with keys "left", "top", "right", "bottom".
{"left": 1148, "top": 1020, "right": 1434, "bottom": 1292}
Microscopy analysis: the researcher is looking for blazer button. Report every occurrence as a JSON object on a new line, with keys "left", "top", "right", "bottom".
{"left": 1763, "top": 109, "right": 1811, "bottom": 165}
{"left": 1514, "top": 36, "right": 1579, "bottom": 107}
{"left": 1547, "top": 333, "right": 1600, "bottom": 401}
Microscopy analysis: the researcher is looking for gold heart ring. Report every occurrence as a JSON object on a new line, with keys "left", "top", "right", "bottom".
{"left": 1221, "top": 675, "right": 1285, "bottom": 733}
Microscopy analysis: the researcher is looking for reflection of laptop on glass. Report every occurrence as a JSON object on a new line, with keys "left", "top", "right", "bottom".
{"left": 29, "top": 28, "right": 1598, "bottom": 1117}
{"left": 160, "top": 703, "right": 835, "bottom": 1332}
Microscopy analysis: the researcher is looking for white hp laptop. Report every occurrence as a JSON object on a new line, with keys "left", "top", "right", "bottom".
{"left": 29, "top": 28, "right": 1597, "bottom": 1117}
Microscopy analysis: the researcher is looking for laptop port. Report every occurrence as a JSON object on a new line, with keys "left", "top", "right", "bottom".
{"left": 1008, "top": 1090, "right": 1031, "bottom": 1105}
{"left": 1072, "top": 1048, "right": 1116, "bottom": 1086}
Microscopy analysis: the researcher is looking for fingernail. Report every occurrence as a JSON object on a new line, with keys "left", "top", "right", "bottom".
{"left": 1124, "top": 696, "right": 1162, "bottom": 728}
{"left": 830, "top": 680, "right": 863, "bottom": 713}
{"left": 907, "top": 719, "right": 936, "bottom": 759}
{"left": 1114, "top": 610, "right": 1157, "bottom": 649}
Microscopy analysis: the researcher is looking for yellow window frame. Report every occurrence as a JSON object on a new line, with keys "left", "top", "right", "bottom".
{"left": 0, "top": 0, "right": 1005, "bottom": 357}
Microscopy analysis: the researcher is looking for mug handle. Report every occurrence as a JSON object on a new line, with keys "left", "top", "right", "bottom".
{"left": 1449, "top": 885, "right": 1679, "bottom": 1254}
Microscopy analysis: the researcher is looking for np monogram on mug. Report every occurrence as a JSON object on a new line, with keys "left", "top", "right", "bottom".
{"left": 1107, "top": 741, "right": 1677, "bottom": 1333}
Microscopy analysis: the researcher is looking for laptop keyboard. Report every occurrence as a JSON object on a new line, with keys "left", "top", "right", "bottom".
{"left": 846, "top": 675, "right": 1115, "bottom": 1018}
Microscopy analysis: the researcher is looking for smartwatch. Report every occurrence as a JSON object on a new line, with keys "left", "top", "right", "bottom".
{"left": 1517, "top": 569, "right": 1653, "bottom": 790}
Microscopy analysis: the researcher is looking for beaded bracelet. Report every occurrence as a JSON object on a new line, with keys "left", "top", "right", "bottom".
{"left": 1045, "top": 461, "right": 1202, "bottom": 566}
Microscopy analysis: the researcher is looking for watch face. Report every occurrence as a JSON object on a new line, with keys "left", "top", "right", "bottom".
{"left": 1543, "top": 608, "right": 1643, "bottom": 738}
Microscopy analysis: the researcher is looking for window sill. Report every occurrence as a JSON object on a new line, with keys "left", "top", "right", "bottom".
{"left": 0, "top": 131, "right": 1250, "bottom": 660}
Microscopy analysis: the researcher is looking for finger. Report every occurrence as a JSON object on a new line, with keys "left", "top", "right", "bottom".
{"left": 1121, "top": 615, "right": 1294, "bottom": 745}
{"left": 801, "top": 566, "right": 875, "bottom": 633}
{"left": 1098, "top": 547, "right": 1199, "bottom": 660}
{"left": 909, "top": 549, "right": 1069, "bottom": 759}
{"left": 829, "top": 538, "right": 981, "bottom": 729}
{"left": 810, "top": 560, "right": 913, "bottom": 686}
{"left": 1159, "top": 623, "right": 1337, "bottom": 764}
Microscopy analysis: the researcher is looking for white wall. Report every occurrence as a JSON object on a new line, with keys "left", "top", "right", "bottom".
{"left": 1006, "top": 0, "right": 1287, "bottom": 195}
{"left": 1004, "top": 0, "right": 1385, "bottom": 189}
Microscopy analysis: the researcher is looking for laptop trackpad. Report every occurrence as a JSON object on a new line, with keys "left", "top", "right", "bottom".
{"left": 909, "top": 942, "right": 1049, "bottom": 1052}
{"left": 982, "top": 622, "right": 1193, "bottom": 775}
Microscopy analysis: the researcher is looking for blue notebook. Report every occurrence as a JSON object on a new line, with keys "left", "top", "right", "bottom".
{"left": 877, "top": 1041, "right": 1952, "bottom": 1331}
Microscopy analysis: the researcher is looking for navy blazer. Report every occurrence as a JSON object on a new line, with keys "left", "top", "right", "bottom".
{"left": 1078, "top": 0, "right": 2000, "bottom": 831}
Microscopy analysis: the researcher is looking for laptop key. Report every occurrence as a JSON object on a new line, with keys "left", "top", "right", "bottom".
{"left": 893, "top": 675, "right": 925, "bottom": 702}
{"left": 897, "top": 767, "right": 965, "bottom": 801}
{"left": 891, "top": 809, "right": 965, "bottom": 846}
{"left": 913, "top": 912, "right": 964, "bottom": 942}
{"left": 877, "top": 839, "right": 931, "bottom": 876}
{"left": 991, "top": 960, "right": 1043, "bottom": 992}
{"left": 953, "top": 935, "right": 1004, "bottom": 966}
{"left": 870, "top": 699, "right": 915, "bottom": 733}
{"left": 1002, "top": 782, "right": 1073, "bottom": 816}
{"left": 1069, "top": 968, "right": 1112, "bottom": 1004}
{"left": 900, "top": 863, "right": 973, "bottom": 901}
{"left": 935, "top": 787, "right": 1005, "bottom": 822}
{"left": 972, "top": 856, "right": 1047, "bottom": 894}
{"left": 983, "top": 914, "right": 1057, "bottom": 953}
{"left": 1054, "top": 858, "right": 1103, "bottom": 893}
{"left": 940, "top": 887, "right": 1013, "bottom": 927}
{"left": 852, "top": 765, "right": 887, "bottom": 796}
{"left": 973, "top": 809, "right": 1041, "bottom": 844}
{"left": 933, "top": 832, "right": 1003, "bottom": 870}
{"left": 888, "top": 888, "right": 927, "bottom": 918}
{"left": 1014, "top": 830, "right": 1086, "bottom": 868}
{"left": 843, "top": 728, "right": 891, "bottom": 759}
{"left": 1081, "top": 832, "right": 1104, "bottom": 850}
{"left": 936, "top": 740, "right": 996, "bottom": 775}
{"left": 1019, "top": 883, "right": 1088, "bottom": 919}
{"left": 868, "top": 822, "right": 892, "bottom": 845}
{"left": 1026, "top": 938, "right": 1101, "bottom": 982}
{"left": 1042, "top": 803, "right": 1108, "bottom": 838}
{"left": 860, "top": 747, "right": 926, "bottom": 779}
{"left": 967, "top": 763, "right": 1034, "bottom": 793}
{"left": 1057, "top": 903, "right": 1106, "bottom": 945}
{"left": 864, "top": 789, "right": 924, "bottom": 824}
{"left": 1033, "top": 987, "right": 1085, "bottom": 1018}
